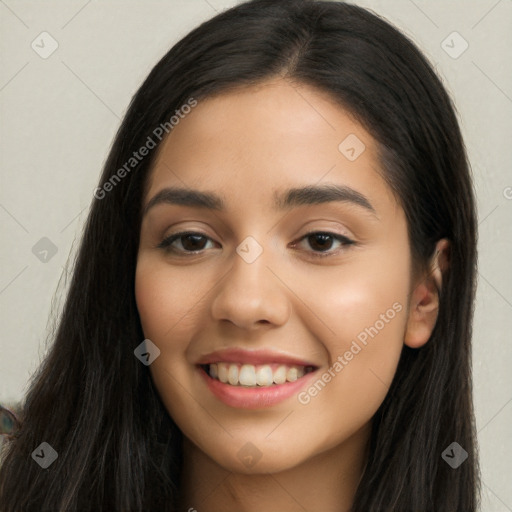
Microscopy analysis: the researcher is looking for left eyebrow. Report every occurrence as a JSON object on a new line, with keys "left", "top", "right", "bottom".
{"left": 142, "top": 183, "right": 377, "bottom": 217}
{"left": 273, "top": 183, "right": 376, "bottom": 215}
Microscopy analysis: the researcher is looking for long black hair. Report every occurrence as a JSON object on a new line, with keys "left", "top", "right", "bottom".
{"left": 0, "top": 1, "right": 479, "bottom": 510}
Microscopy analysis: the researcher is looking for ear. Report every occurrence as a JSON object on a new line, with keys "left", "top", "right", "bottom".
{"left": 404, "top": 238, "right": 450, "bottom": 348}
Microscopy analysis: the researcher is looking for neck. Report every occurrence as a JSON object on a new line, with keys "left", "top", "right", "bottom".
{"left": 177, "top": 422, "right": 371, "bottom": 512}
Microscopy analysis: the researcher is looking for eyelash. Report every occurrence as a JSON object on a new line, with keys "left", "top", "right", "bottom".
{"left": 156, "top": 230, "right": 355, "bottom": 258}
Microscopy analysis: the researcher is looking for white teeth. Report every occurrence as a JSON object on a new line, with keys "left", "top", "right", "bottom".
{"left": 239, "top": 364, "right": 257, "bottom": 386}
{"left": 256, "top": 365, "right": 274, "bottom": 386}
{"left": 273, "top": 365, "right": 287, "bottom": 385}
{"left": 206, "top": 362, "right": 312, "bottom": 387}
{"left": 287, "top": 367, "right": 305, "bottom": 380}
{"left": 218, "top": 363, "right": 228, "bottom": 383}
{"left": 228, "top": 364, "right": 239, "bottom": 385}
{"left": 287, "top": 367, "right": 298, "bottom": 382}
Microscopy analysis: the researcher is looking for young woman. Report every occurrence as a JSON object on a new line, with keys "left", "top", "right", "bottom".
{"left": 0, "top": 0, "right": 480, "bottom": 510}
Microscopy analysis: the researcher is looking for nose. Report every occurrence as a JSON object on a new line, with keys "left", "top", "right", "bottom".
{"left": 210, "top": 242, "right": 291, "bottom": 330}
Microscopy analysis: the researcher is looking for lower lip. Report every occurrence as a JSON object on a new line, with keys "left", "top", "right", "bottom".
{"left": 198, "top": 366, "right": 318, "bottom": 409}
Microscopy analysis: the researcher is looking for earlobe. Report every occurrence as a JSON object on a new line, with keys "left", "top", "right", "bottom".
{"left": 404, "top": 239, "right": 451, "bottom": 349}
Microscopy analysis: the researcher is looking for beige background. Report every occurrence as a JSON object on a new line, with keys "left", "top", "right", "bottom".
{"left": 1, "top": 0, "right": 511, "bottom": 510}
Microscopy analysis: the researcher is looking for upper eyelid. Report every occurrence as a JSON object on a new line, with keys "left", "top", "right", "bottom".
{"left": 162, "top": 229, "right": 354, "bottom": 241}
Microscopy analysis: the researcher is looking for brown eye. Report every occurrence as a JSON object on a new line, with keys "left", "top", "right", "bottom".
{"left": 158, "top": 231, "right": 215, "bottom": 253}
{"left": 293, "top": 231, "right": 355, "bottom": 257}
{"left": 307, "top": 233, "right": 335, "bottom": 251}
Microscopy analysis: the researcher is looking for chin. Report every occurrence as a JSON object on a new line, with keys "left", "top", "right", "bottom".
{"left": 205, "top": 439, "right": 313, "bottom": 474}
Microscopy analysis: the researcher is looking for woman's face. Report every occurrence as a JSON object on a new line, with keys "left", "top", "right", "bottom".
{"left": 135, "top": 79, "right": 413, "bottom": 474}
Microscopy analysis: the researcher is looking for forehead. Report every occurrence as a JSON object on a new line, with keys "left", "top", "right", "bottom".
{"left": 144, "top": 79, "right": 396, "bottom": 214}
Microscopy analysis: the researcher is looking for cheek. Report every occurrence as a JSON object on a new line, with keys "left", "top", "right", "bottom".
{"left": 296, "top": 269, "right": 408, "bottom": 441}
{"left": 134, "top": 257, "right": 213, "bottom": 426}
{"left": 286, "top": 251, "right": 410, "bottom": 412}
{"left": 134, "top": 257, "right": 211, "bottom": 344}
{"left": 320, "top": 270, "right": 408, "bottom": 359}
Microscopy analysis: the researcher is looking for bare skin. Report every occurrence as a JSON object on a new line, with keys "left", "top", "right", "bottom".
{"left": 135, "top": 78, "right": 448, "bottom": 512}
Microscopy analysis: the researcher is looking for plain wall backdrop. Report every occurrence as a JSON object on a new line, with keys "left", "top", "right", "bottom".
{"left": 1, "top": 0, "right": 511, "bottom": 510}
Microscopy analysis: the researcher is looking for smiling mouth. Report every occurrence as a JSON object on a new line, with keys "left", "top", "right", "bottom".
{"left": 199, "top": 362, "right": 317, "bottom": 387}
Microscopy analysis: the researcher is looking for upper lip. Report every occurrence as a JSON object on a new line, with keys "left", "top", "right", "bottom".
{"left": 196, "top": 348, "right": 318, "bottom": 367}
